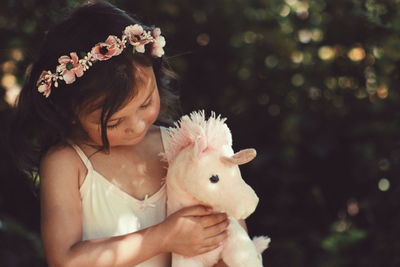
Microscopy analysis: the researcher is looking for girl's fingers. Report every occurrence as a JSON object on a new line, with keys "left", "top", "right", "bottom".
{"left": 179, "top": 205, "right": 213, "bottom": 217}
{"left": 199, "top": 212, "right": 228, "bottom": 228}
{"left": 204, "top": 219, "right": 229, "bottom": 237}
{"left": 203, "top": 230, "right": 228, "bottom": 247}
{"left": 198, "top": 243, "right": 222, "bottom": 254}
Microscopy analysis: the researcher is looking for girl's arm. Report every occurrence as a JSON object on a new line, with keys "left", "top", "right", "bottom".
{"left": 40, "top": 146, "right": 229, "bottom": 267}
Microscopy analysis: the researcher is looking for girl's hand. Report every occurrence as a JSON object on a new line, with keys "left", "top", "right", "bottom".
{"left": 158, "top": 205, "right": 229, "bottom": 257}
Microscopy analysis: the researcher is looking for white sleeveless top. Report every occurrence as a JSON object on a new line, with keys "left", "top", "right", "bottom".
{"left": 70, "top": 126, "right": 171, "bottom": 267}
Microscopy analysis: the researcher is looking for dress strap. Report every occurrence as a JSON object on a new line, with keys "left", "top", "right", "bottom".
{"left": 69, "top": 143, "right": 94, "bottom": 171}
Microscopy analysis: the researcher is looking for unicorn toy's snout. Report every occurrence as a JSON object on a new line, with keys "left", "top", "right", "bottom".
{"left": 226, "top": 184, "right": 259, "bottom": 220}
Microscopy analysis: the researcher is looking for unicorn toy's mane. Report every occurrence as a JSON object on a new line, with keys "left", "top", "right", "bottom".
{"left": 163, "top": 111, "right": 232, "bottom": 163}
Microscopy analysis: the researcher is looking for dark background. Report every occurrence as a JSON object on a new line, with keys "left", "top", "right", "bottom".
{"left": 1, "top": 0, "right": 400, "bottom": 266}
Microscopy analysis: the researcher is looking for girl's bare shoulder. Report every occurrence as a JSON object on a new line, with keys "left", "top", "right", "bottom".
{"left": 40, "top": 144, "right": 87, "bottom": 185}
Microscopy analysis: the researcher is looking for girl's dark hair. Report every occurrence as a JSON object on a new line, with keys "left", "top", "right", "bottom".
{"left": 10, "top": 0, "right": 180, "bottom": 178}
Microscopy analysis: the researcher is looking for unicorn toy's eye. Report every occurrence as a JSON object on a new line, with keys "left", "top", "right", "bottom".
{"left": 209, "top": 175, "right": 219, "bottom": 183}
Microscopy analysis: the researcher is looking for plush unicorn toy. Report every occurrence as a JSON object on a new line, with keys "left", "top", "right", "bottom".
{"left": 162, "top": 111, "right": 270, "bottom": 267}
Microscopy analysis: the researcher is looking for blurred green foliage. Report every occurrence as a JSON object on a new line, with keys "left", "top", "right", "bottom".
{"left": 1, "top": 0, "right": 400, "bottom": 266}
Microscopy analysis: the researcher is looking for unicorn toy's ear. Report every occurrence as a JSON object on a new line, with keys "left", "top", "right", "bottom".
{"left": 191, "top": 135, "right": 206, "bottom": 160}
{"left": 221, "top": 148, "right": 257, "bottom": 166}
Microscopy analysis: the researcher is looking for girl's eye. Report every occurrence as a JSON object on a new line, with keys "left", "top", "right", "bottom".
{"left": 106, "top": 120, "right": 121, "bottom": 130}
{"left": 140, "top": 98, "right": 152, "bottom": 109}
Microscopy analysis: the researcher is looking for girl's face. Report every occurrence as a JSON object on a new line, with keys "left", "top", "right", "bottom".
{"left": 78, "top": 64, "right": 160, "bottom": 147}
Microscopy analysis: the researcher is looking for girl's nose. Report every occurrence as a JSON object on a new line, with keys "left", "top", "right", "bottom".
{"left": 125, "top": 117, "right": 146, "bottom": 134}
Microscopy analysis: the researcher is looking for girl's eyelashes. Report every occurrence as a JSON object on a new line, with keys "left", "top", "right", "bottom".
{"left": 106, "top": 123, "right": 120, "bottom": 130}
{"left": 106, "top": 119, "right": 122, "bottom": 129}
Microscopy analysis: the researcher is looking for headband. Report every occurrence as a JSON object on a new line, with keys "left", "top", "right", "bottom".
{"left": 36, "top": 24, "right": 166, "bottom": 98}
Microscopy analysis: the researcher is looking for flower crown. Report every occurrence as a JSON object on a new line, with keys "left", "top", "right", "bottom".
{"left": 36, "top": 24, "right": 166, "bottom": 98}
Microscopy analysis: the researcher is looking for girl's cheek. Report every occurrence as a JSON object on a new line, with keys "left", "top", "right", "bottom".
{"left": 147, "top": 93, "right": 161, "bottom": 122}
{"left": 105, "top": 132, "right": 118, "bottom": 144}
{"left": 147, "top": 105, "right": 160, "bottom": 122}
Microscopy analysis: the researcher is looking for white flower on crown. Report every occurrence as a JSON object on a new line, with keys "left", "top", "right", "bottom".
{"left": 151, "top": 28, "right": 166, "bottom": 57}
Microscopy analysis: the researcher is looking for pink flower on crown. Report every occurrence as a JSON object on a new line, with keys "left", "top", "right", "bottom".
{"left": 124, "top": 24, "right": 152, "bottom": 53}
{"left": 57, "top": 52, "right": 84, "bottom": 84}
{"left": 151, "top": 28, "right": 166, "bottom": 57}
{"left": 36, "top": 71, "right": 52, "bottom": 98}
{"left": 91, "top": 35, "right": 124, "bottom": 61}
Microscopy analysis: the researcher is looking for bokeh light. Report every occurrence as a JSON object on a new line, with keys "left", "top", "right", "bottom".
{"left": 348, "top": 47, "right": 366, "bottom": 62}
{"left": 318, "top": 46, "right": 335, "bottom": 61}
{"left": 378, "top": 178, "right": 390, "bottom": 191}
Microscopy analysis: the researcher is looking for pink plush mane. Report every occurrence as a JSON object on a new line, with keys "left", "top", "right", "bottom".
{"left": 164, "top": 111, "right": 232, "bottom": 163}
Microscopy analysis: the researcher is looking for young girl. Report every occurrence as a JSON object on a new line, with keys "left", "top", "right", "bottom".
{"left": 11, "top": 1, "right": 236, "bottom": 266}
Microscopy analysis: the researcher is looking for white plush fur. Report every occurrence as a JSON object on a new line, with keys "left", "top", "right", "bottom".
{"left": 163, "top": 111, "right": 270, "bottom": 267}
